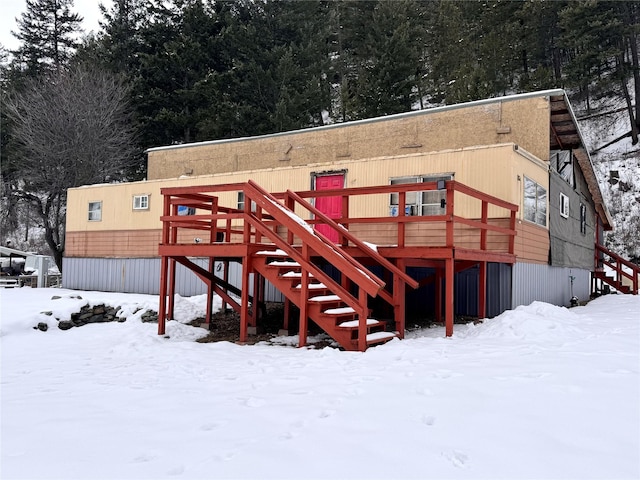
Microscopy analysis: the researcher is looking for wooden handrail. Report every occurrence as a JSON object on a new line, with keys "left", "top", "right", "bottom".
{"left": 244, "top": 181, "right": 384, "bottom": 297}
{"left": 595, "top": 243, "right": 639, "bottom": 294}
{"left": 284, "top": 189, "right": 419, "bottom": 289}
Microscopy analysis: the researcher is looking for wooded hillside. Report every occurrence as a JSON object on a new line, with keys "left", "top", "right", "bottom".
{"left": 1, "top": 0, "right": 639, "bottom": 264}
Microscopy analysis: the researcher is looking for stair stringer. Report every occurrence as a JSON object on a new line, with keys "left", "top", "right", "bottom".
{"left": 252, "top": 254, "right": 393, "bottom": 351}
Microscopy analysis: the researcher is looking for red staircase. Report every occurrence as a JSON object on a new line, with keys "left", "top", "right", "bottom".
{"left": 593, "top": 243, "right": 639, "bottom": 295}
{"left": 158, "top": 180, "right": 418, "bottom": 351}
{"left": 253, "top": 252, "right": 395, "bottom": 350}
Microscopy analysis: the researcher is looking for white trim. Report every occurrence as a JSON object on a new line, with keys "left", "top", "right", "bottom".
{"left": 560, "top": 193, "right": 569, "bottom": 219}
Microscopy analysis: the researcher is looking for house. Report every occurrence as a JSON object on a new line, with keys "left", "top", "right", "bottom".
{"left": 64, "top": 89, "right": 638, "bottom": 351}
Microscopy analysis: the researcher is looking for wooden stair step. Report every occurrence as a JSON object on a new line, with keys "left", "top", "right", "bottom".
{"left": 268, "top": 260, "right": 300, "bottom": 267}
{"left": 295, "top": 283, "right": 327, "bottom": 290}
{"left": 255, "top": 249, "right": 288, "bottom": 257}
{"left": 281, "top": 271, "right": 314, "bottom": 278}
{"left": 338, "top": 318, "right": 380, "bottom": 328}
{"left": 365, "top": 331, "right": 397, "bottom": 345}
{"left": 308, "top": 294, "right": 342, "bottom": 302}
{"left": 323, "top": 306, "right": 355, "bottom": 315}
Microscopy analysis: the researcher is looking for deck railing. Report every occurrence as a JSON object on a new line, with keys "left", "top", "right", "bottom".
{"left": 159, "top": 180, "right": 518, "bottom": 257}
{"left": 595, "top": 243, "right": 639, "bottom": 294}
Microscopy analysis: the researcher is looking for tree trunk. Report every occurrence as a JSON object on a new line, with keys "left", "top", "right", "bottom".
{"left": 620, "top": 65, "right": 639, "bottom": 145}
{"left": 629, "top": 33, "right": 640, "bottom": 130}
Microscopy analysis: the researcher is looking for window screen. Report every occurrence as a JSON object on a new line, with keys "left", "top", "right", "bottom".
{"left": 88, "top": 201, "right": 102, "bottom": 221}
{"left": 524, "top": 177, "right": 547, "bottom": 226}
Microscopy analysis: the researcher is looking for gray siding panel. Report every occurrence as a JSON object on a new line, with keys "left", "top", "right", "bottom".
{"left": 548, "top": 171, "right": 595, "bottom": 270}
{"left": 512, "top": 262, "right": 590, "bottom": 308}
{"left": 62, "top": 257, "right": 283, "bottom": 301}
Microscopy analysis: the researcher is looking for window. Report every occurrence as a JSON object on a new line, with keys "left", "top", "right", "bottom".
{"left": 237, "top": 192, "right": 256, "bottom": 212}
{"left": 523, "top": 177, "right": 547, "bottom": 226}
{"left": 88, "top": 201, "right": 102, "bottom": 221}
{"left": 559, "top": 193, "right": 569, "bottom": 219}
{"left": 177, "top": 206, "right": 195, "bottom": 216}
{"left": 389, "top": 174, "right": 452, "bottom": 216}
{"left": 580, "top": 203, "right": 587, "bottom": 235}
{"left": 550, "top": 150, "right": 574, "bottom": 187}
{"left": 133, "top": 194, "right": 149, "bottom": 210}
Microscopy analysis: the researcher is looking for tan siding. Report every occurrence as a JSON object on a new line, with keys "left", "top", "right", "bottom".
{"left": 67, "top": 217, "right": 520, "bottom": 259}
{"left": 67, "top": 143, "right": 546, "bottom": 233}
{"left": 66, "top": 230, "right": 162, "bottom": 258}
{"left": 147, "top": 96, "right": 550, "bottom": 180}
{"left": 515, "top": 221, "right": 549, "bottom": 264}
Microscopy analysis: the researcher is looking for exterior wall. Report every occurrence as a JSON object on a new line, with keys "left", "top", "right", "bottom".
{"left": 514, "top": 221, "right": 549, "bottom": 264}
{"left": 548, "top": 168, "right": 596, "bottom": 270}
{"left": 66, "top": 143, "right": 549, "bottom": 255}
{"left": 512, "top": 262, "right": 591, "bottom": 308}
{"left": 62, "top": 257, "right": 284, "bottom": 301}
{"left": 147, "top": 95, "right": 551, "bottom": 180}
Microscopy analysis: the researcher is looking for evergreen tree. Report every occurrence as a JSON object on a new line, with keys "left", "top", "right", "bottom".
{"left": 201, "top": 0, "right": 331, "bottom": 137}
{"left": 11, "top": 0, "right": 83, "bottom": 76}
{"left": 351, "top": 0, "right": 426, "bottom": 117}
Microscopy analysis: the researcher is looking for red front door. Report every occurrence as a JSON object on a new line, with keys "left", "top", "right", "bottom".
{"left": 314, "top": 173, "right": 344, "bottom": 242}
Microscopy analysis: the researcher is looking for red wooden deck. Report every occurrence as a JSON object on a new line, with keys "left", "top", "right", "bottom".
{"left": 158, "top": 180, "right": 518, "bottom": 351}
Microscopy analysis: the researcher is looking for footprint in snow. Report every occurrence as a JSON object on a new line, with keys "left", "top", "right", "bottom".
{"left": 421, "top": 415, "right": 436, "bottom": 426}
{"left": 416, "top": 387, "right": 434, "bottom": 396}
{"left": 442, "top": 449, "right": 469, "bottom": 468}
{"left": 242, "top": 397, "right": 265, "bottom": 408}
{"left": 200, "top": 422, "right": 222, "bottom": 431}
{"left": 167, "top": 464, "right": 185, "bottom": 476}
{"left": 318, "top": 409, "right": 336, "bottom": 419}
{"left": 132, "top": 453, "right": 155, "bottom": 463}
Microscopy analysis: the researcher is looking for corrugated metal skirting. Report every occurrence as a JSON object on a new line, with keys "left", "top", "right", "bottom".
{"left": 62, "top": 257, "right": 283, "bottom": 301}
{"left": 512, "top": 262, "right": 590, "bottom": 308}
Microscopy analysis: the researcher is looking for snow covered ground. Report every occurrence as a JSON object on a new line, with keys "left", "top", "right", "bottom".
{"left": 1, "top": 288, "right": 639, "bottom": 480}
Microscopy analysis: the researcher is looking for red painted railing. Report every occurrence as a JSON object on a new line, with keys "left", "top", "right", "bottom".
{"left": 595, "top": 243, "right": 639, "bottom": 295}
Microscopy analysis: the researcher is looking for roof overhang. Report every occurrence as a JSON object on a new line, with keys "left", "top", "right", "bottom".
{"left": 0, "top": 246, "right": 32, "bottom": 257}
{"left": 550, "top": 93, "right": 614, "bottom": 230}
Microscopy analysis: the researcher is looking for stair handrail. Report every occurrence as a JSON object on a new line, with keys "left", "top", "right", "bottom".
{"left": 284, "top": 189, "right": 419, "bottom": 290}
{"left": 243, "top": 181, "right": 385, "bottom": 298}
{"left": 595, "top": 243, "right": 639, "bottom": 293}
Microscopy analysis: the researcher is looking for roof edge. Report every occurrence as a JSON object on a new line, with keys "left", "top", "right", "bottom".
{"left": 145, "top": 89, "right": 568, "bottom": 154}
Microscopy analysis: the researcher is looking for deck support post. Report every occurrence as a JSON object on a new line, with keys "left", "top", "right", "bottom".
{"left": 298, "top": 285, "right": 309, "bottom": 348}
{"left": 445, "top": 257, "right": 454, "bottom": 337}
{"left": 239, "top": 256, "right": 250, "bottom": 343}
{"left": 478, "top": 261, "right": 487, "bottom": 320}
{"left": 435, "top": 267, "right": 442, "bottom": 323}
{"left": 282, "top": 298, "right": 291, "bottom": 332}
{"left": 158, "top": 255, "right": 169, "bottom": 335}
{"left": 167, "top": 258, "right": 176, "bottom": 320}
{"left": 250, "top": 271, "right": 260, "bottom": 328}
{"left": 393, "top": 258, "right": 406, "bottom": 338}
{"left": 205, "top": 258, "right": 215, "bottom": 327}
{"left": 358, "top": 287, "right": 368, "bottom": 351}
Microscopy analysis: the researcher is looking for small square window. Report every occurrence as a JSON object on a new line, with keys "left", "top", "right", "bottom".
{"left": 560, "top": 193, "right": 569, "bottom": 219}
{"left": 133, "top": 194, "right": 149, "bottom": 210}
{"left": 88, "top": 201, "right": 102, "bottom": 221}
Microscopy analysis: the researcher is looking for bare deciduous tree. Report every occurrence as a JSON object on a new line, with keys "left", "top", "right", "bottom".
{"left": 5, "top": 63, "right": 137, "bottom": 270}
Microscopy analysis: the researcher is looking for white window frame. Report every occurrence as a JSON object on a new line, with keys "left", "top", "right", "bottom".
{"left": 88, "top": 201, "right": 102, "bottom": 222}
{"left": 559, "top": 193, "right": 569, "bottom": 219}
{"left": 389, "top": 174, "right": 452, "bottom": 216}
{"left": 133, "top": 194, "right": 149, "bottom": 210}
{"left": 237, "top": 192, "right": 256, "bottom": 212}
{"left": 523, "top": 176, "right": 547, "bottom": 227}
